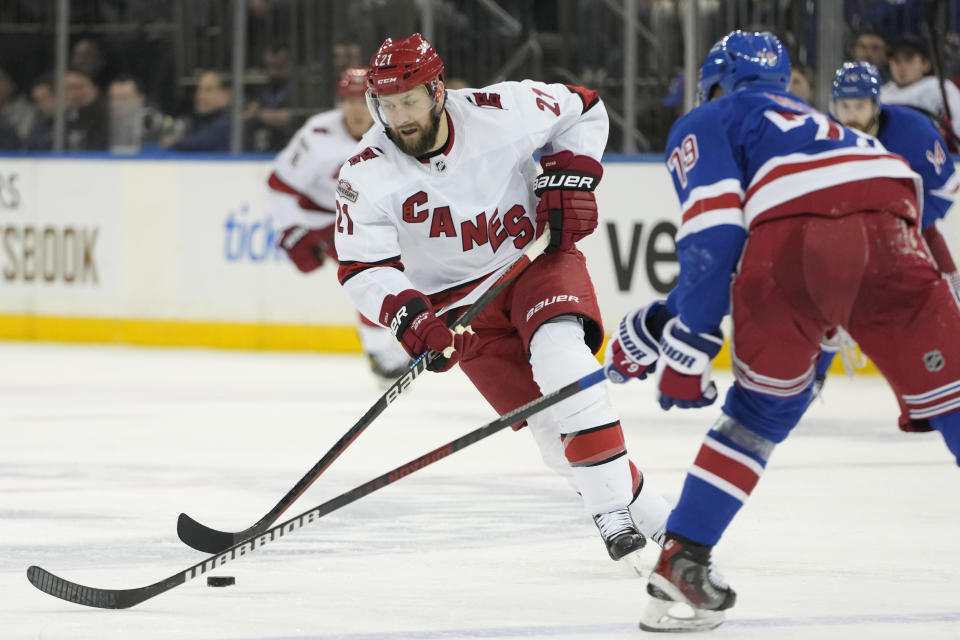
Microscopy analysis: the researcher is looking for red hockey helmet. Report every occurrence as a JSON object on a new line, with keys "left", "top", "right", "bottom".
{"left": 366, "top": 33, "right": 444, "bottom": 98}
{"left": 337, "top": 67, "right": 369, "bottom": 98}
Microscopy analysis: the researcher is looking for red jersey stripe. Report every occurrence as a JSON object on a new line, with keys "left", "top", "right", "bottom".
{"left": 682, "top": 192, "right": 743, "bottom": 223}
{"left": 746, "top": 152, "right": 906, "bottom": 202}
{"left": 337, "top": 257, "right": 404, "bottom": 285}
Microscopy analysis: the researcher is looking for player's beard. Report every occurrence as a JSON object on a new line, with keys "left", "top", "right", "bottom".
{"left": 387, "top": 108, "right": 443, "bottom": 157}
{"left": 840, "top": 112, "right": 879, "bottom": 136}
{"left": 841, "top": 119, "right": 871, "bottom": 133}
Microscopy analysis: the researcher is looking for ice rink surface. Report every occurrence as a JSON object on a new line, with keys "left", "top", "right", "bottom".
{"left": 1, "top": 342, "right": 958, "bottom": 640}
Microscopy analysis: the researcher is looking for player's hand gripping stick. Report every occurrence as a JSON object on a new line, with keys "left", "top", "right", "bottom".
{"left": 534, "top": 151, "right": 602, "bottom": 252}
{"left": 656, "top": 317, "right": 723, "bottom": 410}
{"left": 381, "top": 289, "right": 478, "bottom": 372}
{"left": 603, "top": 300, "right": 671, "bottom": 383}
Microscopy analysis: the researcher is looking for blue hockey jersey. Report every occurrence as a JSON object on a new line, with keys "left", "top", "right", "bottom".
{"left": 876, "top": 103, "right": 959, "bottom": 229}
{"left": 662, "top": 85, "right": 922, "bottom": 334}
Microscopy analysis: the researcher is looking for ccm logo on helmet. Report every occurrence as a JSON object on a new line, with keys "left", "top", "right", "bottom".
{"left": 525, "top": 294, "right": 580, "bottom": 322}
{"left": 534, "top": 174, "right": 596, "bottom": 191}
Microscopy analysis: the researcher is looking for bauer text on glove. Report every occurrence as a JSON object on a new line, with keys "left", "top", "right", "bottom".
{"left": 656, "top": 317, "right": 723, "bottom": 410}
{"left": 533, "top": 151, "right": 602, "bottom": 252}
{"left": 603, "top": 300, "right": 671, "bottom": 383}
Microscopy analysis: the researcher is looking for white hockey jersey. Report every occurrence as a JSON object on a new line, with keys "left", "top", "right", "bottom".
{"left": 267, "top": 109, "right": 365, "bottom": 231}
{"left": 334, "top": 81, "right": 607, "bottom": 323}
{"left": 881, "top": 76, "right": 960, "bottom": 141}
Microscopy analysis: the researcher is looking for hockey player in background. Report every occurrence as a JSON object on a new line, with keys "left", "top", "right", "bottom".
{"left": 602, "top": 31, "right": 960, "bottom": 631}
{"left": 809, "top": 61, "right": 960, "bottom": 426}
{"left": 266, "top": 67, "right": 412, "bottom": 383}
{"left": 334, "top": 33, "right": 672, "bottom": 564}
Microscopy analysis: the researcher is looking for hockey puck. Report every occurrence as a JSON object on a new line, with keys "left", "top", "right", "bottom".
{"left": 206, "top": 576, "right": 235, "bottom": 587}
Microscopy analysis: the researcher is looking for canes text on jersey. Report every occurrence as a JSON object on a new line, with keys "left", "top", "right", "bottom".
{"left": 401, "top": 191, "right": 535, "bottom": 253}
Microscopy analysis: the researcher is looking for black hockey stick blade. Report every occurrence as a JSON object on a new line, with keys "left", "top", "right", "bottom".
{"left": 26, "top": 565, "right": 179, "bottom": 609}
{"left": 176, "top": 515, "right": 241, "bottom": 555}
{"left": 27, "top": 367, "right": 605, "bottom": 609}
{"left": 176, "top": 230, "right": 551, "bottom": 554}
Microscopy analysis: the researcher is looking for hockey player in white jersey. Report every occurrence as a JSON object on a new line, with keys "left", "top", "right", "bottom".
{"left": 267, "top": 67, "right": 411, "bottom": 382}
{"left": 334, "top": 33, "right": 671, "bottom": 562}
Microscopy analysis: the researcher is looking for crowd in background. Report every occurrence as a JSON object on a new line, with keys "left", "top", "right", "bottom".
{"left": 0, "top": 36, "right": 299, "bottom": 153}
{"left": 1, "top": 0, "right": 960, "bottom": 154}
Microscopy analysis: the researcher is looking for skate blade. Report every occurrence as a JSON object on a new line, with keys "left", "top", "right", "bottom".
{"left": 638, "top": 595, "right": 725, "bottom": 633}
{"left": 624, "top": 541, "right": 661, "bottom": 578}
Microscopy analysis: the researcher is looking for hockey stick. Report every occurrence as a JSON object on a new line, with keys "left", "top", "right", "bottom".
{"left": 923, "top": 0, "right": 956, "bottom": 139}
{"left": 27, "top": 368, "right": 607, "bottom": 609}
{"left": 176, "top": 229, "right": 551, "bottom": 554}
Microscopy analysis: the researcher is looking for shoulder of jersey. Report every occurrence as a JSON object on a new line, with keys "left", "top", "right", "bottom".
{"left": 882, "top": 102, "right": 936, "bottom": 130}
{"left": 337, "top": 127, "right": 395, "bottom": 201}
{"left": 671, "top": 97, "right": 728, "bottom": 134}
{"left": 449, "top": 82, "right": 522, "bottom": 114}
{"left": 299, "top": 109, "right": 347, "bottom": 138}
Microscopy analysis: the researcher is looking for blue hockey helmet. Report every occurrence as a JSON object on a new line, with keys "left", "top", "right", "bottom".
{"left": 697, "top": 30, "right": 791, "bottom": 103}
{"left": 830, "top": 61, "right": 881, "bottom": 103}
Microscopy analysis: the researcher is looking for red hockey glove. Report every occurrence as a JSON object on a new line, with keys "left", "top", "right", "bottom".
{"left": 534, "top": 151, "right": 602, "bottom": 253}
{"left": 279, "top": 225, "right": 332, "bottom": 273}
{"left": 603, "top": 300, "right": 671, "bottom": 383}
{"left": 656, "top": 317, "right": 724, "bottom": 410}
{"left": 380, "top": 290, "right": 477, "bottom": 372}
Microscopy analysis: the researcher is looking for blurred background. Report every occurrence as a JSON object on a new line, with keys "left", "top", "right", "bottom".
{"left": 0, "top": 0, "right": 958, "bottom": 157}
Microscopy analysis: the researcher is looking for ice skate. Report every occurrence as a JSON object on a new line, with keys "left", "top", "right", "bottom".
{"left": 366, "top": 350, "right": 413, "bottom": 388}
{"left": 358, "top": 323, "right": 413, "bottom": 388}
{"left": 594, "top": 507, "right": 645, "bottom": 561}
{"left": 638, "top": 534, "right": 735, "bottom": 633}
{"left": 622, "top": 525, "right": 665, "bottom": 578}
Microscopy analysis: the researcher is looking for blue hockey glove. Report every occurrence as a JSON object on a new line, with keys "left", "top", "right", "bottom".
{"left": 656, "top": 317, "right": 723, "bottom": 410}
{"left": 603, "top": 300, "right": 671, "bottom": 383}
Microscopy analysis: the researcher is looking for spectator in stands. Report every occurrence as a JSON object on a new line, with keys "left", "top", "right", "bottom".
{"left": 245, "top": 42, "right": 295, "bottom": 152}
{"left": 64, "top": 68, "right": 109, "bottom": 150}
{"left": 108, "top": 74, "right": 172, "bottom": 153}
{"left": 163, "top": 70, "right": 232, "bottom": 152}
{"left": 333, "top": 42, "right": 363, "bottom": 74}
{"left": 882, "top": 33, "right": 960, "bottom": 144}
{"left": 108, "top": 75, "right": 146, "bottom": 153}
{"left": 444, "top": 77, "right": 470, "bottom": 90}
{"left": 852, "top": 28, "right": 889, "bottom": 79}
{"left": 70, "top": 37, "right": 109, "bottom": 89}
{"left": 0, "top": 63, "right": 34, "bottom": 144}
{"left": 789, "top": 62, "right": 816, "bottom": 105}
{"left": 0, "top": 113, "right": 19, "bottom": 149}
{"left": 24, "top": 75, "right": 54, "bottom": 150}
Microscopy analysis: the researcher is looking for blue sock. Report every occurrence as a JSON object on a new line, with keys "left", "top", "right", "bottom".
{"left": 814, "top": 348, "right": 835, "bottom": 380}
{"left": 666, "top": 413, "right": 775, "bottom": 546}
{"left": 930, "top": 410, "right": 960, "bottom": 466}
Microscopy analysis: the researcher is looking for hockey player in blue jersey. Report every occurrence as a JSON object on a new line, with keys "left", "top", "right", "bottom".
{"left": 602, "top": 31, "right": 960, "bottom": 632}
{"left": 810, "top": 61, "right": 960, "bottom": 429}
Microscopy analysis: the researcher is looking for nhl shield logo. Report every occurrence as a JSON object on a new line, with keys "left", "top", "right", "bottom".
{"left": 923, "top": 350, "right": 945, "bottom": 372}
{"left": 433, "top": 158, "right": 447, "bottom": 173}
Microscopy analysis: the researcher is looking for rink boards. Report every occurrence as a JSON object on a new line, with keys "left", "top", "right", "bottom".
{"left": 1, "top": 155, "right": 956, "bottom": 368}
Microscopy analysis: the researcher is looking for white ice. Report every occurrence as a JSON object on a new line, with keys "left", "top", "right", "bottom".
{"left": 1, "top": 342, "right": 958, "bottom": 640}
